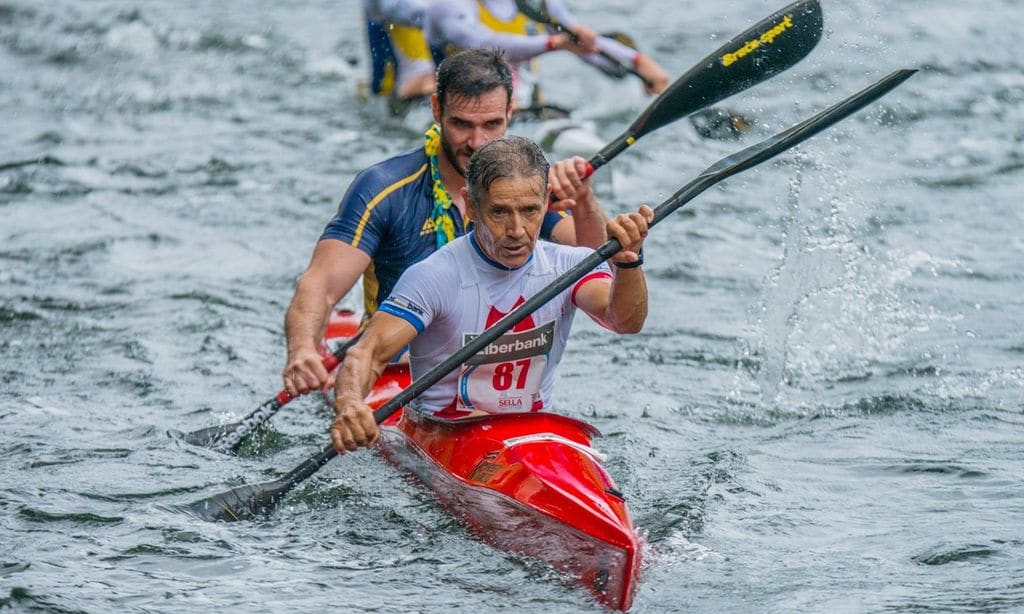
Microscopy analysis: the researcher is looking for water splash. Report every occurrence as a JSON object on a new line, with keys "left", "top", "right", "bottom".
{"left": 739, "top": 151, "right": 937, "bottom": 405}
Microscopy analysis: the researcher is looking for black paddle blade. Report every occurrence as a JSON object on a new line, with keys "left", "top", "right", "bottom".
{"left": 185, "top": 444, "right": 339, "bottom": 522}
{"left": 689, "top": 108, "right": 754, "bottom": 140}
{"left": 182, "top": 422, "right": 242, "bottom": 448}
{"left": 630, "top": 0, "right": 823, "bottom": 139}
{"left": 183, "top": 478, "right": 292, "bottom": 522}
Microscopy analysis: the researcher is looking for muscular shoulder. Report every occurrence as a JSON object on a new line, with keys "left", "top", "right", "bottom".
{"left": 349, "top": 146, "right": 429, "bottom": 201}
{"left": 321, "top": 146, "right": 430, "bottom": 248}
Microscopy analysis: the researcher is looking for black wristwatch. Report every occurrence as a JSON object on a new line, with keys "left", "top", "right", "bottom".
{"left": 613, "top": 249, "right": 644, "bottom": 269}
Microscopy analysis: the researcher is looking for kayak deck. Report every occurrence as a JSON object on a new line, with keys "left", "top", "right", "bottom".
{"left": 325, "top": 310, "right": 641, "bottom": 610}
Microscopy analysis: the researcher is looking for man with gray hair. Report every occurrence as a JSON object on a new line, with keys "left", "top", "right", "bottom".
{"left": 330, "top": 135, "right": 653, "bottom": 452}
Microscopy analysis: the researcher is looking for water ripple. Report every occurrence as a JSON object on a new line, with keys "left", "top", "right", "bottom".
{"left": 912, "top": 544, "right": 999, "bottom": 566}
{"left": 17, "top": 506, "right": 123, "bottom": 525}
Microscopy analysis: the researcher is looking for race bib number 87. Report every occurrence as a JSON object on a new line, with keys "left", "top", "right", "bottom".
{"left": 457, "top": 321, "right": 555, "bottom": 414}
{"left": 492, "top": 359, "right": 531, "bottom": 390}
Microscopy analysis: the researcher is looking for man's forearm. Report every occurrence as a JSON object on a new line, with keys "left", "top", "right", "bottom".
{"left": 605, "top": 266, "right": 648, "bottom": 333}
{"left": 335, "top": 343, "right": 386, "bottom": 406}
{"left": 571, "top": 194, "right": 608, "bottom": 249}
{"left": 285, "top": 275, "right": 334, "bottom": 355}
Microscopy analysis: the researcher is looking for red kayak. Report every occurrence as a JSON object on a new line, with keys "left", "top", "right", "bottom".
{"left": 324, "top": 310, "right": 642, "bottom": 610}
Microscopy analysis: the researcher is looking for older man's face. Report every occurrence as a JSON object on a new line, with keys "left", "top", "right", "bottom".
{"left": 467, "top": 175, "right": 547, "bottom": 269}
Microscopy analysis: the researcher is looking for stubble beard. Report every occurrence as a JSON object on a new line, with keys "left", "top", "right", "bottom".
{"left": 440, "top": 132, "right": 469, "bottom": 178}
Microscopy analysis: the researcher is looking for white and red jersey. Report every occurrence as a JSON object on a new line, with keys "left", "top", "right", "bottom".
{"left": 379, "top": 232, "right": 611, "bottom": 418}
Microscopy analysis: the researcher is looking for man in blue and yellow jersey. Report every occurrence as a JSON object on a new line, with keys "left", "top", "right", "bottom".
{"left": 363, "top": 0, "right": 437, "bottom": 103}
{"left": 282, "top": 49, "right": 607, "bottom": 397}
{"left": 425, "top": 0, "right": 670, "bottom": 107}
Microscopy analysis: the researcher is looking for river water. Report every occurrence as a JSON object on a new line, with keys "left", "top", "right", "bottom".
{"left": 2, "top": 0, "right": 1022, "bottom": 611}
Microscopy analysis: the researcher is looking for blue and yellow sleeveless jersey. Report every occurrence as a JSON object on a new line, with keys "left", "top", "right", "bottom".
{"left": 320, "top": 146, "right": 568, "bottom": 316}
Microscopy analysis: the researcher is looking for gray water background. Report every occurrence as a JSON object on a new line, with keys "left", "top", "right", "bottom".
{"left": 2, "top": 0, "right": 1023, "bottom": 611}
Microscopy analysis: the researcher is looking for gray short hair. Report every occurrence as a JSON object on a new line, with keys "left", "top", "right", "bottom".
{"left": 466, "top": 135, "right": 549, "bottom": 207}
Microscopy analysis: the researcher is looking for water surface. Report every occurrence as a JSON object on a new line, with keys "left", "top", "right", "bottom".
{"left": 2, "top": 0, "right": 1022, "bottom": 611}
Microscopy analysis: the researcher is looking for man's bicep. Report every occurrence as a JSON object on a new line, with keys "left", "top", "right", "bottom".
{"left": 305, "top": 239, "right": 372, "bottom": 307}
{"left": 545, "top": 211, "right": 574, "bottom": 244}
{"left": 379, "top": 260, "right": 447, "bottom": 333}
{"left": 571, "top": 274, "right": 614, "bottom": 324}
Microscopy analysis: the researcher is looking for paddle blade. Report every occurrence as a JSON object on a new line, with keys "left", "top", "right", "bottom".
{"left": 183, "top": 478, "right": 292, "bottom": 522}
{"left": 184, "top": 444, "right": 339, "bottom": 522}
{"left": 184, "top": 387, "right": 293, "bottom": 453}
{"left": 629, "top": 0, "right": 823, "bottom": 139}
{"left": 183, "top": 422, "right": 242, "bottom": 448}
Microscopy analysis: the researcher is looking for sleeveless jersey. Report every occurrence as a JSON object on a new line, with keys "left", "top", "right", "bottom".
{"left": 379, "top": 233, "right": 612, "bottom": 418}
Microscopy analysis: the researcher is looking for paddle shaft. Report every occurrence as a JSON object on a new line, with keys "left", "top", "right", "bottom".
{"left": 190, "top": 334, "right": 359, "bottom": 453}
{"left": 211, "top": 68, "right": 918, "bottom": 516}
{"left": 513, "top": 0, "right": 652, "bottom": 87}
